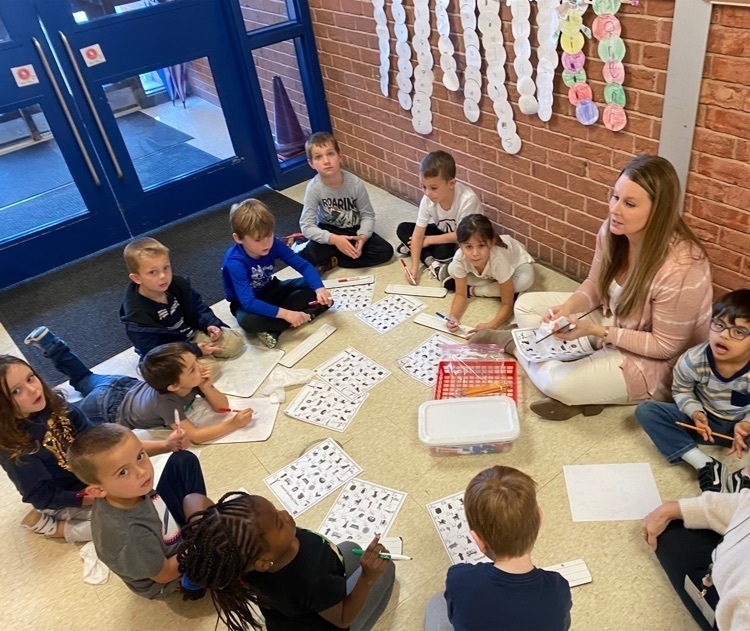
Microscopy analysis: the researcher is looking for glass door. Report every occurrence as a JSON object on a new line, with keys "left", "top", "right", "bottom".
{"left": 35, "top": 0, "right": 274, "bottom": 231}
{"left": 0, "top": 1, "right": 129, "bottom": 288}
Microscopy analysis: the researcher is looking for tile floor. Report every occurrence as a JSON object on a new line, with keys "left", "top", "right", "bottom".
{"left": 0, "top": 181, "right": 711, "bottom": 630}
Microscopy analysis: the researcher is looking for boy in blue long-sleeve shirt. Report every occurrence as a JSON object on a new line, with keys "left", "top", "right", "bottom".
{"left": 222, "top": 198, "right": 333, "bottom": 348}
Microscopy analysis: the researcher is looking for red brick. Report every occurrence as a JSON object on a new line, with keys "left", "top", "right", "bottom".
{"left": 700, "top": 81, "right": 745, "bottom": 110}
{"left": 720, "top": 226, "right": 750, "bottom": 254}
{"left": 704, "top": 242, "right": 743, "bottom": 272}
{"left": 642, "top": 45, "right": 670, "bottom": 70}
{"left": 644, "top": 0, "right": 675, "bottom": 18}
{"left": 696, "top": 154, "right": 750, "bottom": 187}
{"left": 683, "top": 213, "right": 720, "bottom": 243}
{"left": 620, "top": 15, "right": 661, "bottom": 42}
{"left": 710, "top": 57, "right": 750, "bottom": 85}
{"left": 692, "top": 196, "right": 750, "bottom": 233}
{"left": 571, "top": 139, "right": 614, "bottom": 167}
{"left": 707, "top": 26, "right": 750, "bottom": 56}
{"left": 713, "top": 266, "right": 747, "bottom": 293}
{"left": 719, "top": 7, "right": 750, "bottom": 29}
{"left": 693, "top": 128, "right": 737, "bottom": 159}
{"left": 705, "top": 108, "right": 750, "bottom": 140}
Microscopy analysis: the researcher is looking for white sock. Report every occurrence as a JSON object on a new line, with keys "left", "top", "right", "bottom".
{"left": 682, "top": 447, "right": 713, "bottom": 470}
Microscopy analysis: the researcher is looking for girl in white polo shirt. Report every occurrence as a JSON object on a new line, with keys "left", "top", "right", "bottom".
{"left": 443, "top": 214, "right": 534, "bottom": 337}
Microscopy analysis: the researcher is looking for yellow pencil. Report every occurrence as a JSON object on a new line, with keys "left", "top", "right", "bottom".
{"left": 675, "top": 421, "right": 733, "bottom": 442}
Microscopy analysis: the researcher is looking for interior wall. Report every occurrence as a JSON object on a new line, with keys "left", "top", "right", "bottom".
{"left": 307, "top": 0, "right": 748, "bottom": 295}
{"left": 684, "top": 5, "right": 750, "bottom": 294}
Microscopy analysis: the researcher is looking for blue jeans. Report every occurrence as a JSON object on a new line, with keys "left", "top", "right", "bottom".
{"left": 43, "top": 335, "right": 139, "bottom": 425}
{"left": 635, "top": 400, "right": 736, "bottom": 463}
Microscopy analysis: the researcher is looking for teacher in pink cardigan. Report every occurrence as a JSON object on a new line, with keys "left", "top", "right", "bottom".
{"left": 474, "top": 155, "right": 713, "bottom": 420}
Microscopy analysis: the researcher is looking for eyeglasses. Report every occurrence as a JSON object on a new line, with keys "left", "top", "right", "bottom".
{"left": 709, "top": 318, "right": 750, "bottom": 341}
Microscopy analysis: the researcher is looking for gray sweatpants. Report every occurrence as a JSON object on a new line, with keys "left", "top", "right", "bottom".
{"left": 424, "top": 592, "right": 454, "bottom": 631}
{"left": 339, "top": 541, "right": 396, "bottom": 631}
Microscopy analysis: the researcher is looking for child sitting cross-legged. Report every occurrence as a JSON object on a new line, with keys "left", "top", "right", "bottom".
{"left": 636, "top": 289, "right": 750, "bottom": 493}
{"left": 67, "top": 424, "right": 212, "bottom": 598}
{"left": 222, "top": 198, "right": 333, "bottom": 349}
{"left": 177, "top": 491, "right": 396, "bottom": 631}
{"left": 23, "top": 328, "right": 253, "bottom": 444}
{"left": 424, "top": 466, "right": 572, "bottom": 631}
{"left": 120, "top": 237, "right": 244, "bottom": 360}
{"left": 0, "top": 350, "right": 187, "bottom": 544}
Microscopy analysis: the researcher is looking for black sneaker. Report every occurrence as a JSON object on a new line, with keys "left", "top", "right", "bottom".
{"left": 306, "top": 301, "right": 332, "bottom": 321}
{"left": 442, "top": 277, "right": 456, "bottom": 292}
{"left": 396, "top": 243, "right": 410, "bottom": 256}
{"left": 697, "top": 458, "right": 729, "bottom": 493}
{"left": 727, "top": 469, "right": 750, "bottom": 493}
{"left": 315, "top": 256, "right": 338, "bottom": 276}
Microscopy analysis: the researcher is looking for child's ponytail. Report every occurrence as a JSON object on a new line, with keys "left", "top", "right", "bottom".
{"left": 178, "top": 492, "right": 269, "bottom": 631}
{"left": 456, "top": 214, "right": 507, "bottom": 249}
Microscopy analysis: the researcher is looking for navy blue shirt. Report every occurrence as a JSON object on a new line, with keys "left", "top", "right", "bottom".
{"left": 0, "top": 405, "right": 90, "bottom": 510}
{"left": 446, "top": 562, "right": 572, "bottom": 631}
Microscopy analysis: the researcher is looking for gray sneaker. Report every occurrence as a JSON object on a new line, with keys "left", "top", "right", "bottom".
{"left": 257, "top": 331, "right": 279, "bottom": 349}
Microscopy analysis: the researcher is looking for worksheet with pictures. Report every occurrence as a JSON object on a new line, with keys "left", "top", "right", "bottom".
{"left": 315, "top": 347, "right": 391, "bottom": 400}
{"left": 285, "top": 380, "right": 368, "bottom": 433}
{"left": 318, "top": 479, "right": 407, "bottom": 545}
{"left": 329, "top": 284, "right": 375, "bottom": 311}
{"left": 397, "top": 333, "right": 455, "bottom": 386}
{"left": 427, "top": 491, "right": 489, "bottom": 565}
{"left": 512, "top": 327, "right": 595, "bottom": 363}
{"left": 264, "top": 438, "right": 362, "bottom": 517}
{"left": 356, "top": 294, "right": 426, "bottom": 334}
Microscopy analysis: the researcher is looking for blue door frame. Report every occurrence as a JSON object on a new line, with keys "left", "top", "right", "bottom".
{"left": 0, "top": 0, "right": 130, "bottom": 288}
{"left": 0, "top": 0, "right": 331, "bottom": 290}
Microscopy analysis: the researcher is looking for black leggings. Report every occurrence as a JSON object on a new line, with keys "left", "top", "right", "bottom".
{"left": 655, "top": 520, "right": 721, "bottom": 631}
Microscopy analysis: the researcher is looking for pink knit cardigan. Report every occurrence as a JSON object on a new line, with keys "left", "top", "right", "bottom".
{"left": 574, "top": 222, "right": 713, "bottom": 402}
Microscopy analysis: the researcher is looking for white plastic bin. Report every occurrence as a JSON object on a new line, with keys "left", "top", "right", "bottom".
{"left": 418, "top": 395, "right": 520, "bottom": 455}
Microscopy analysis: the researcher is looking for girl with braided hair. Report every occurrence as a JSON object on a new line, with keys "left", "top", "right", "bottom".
{"left": 178, "top": 491, "right": 395, "bottom": 631}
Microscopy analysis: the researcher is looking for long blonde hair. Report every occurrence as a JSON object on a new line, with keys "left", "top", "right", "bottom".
{"left": 597, "top": 155, "right": 706, "bottom": 318}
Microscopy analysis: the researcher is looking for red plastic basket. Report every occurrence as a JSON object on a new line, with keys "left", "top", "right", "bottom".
{"left": 433, "top": 360, "right": 518, "bottom": 404}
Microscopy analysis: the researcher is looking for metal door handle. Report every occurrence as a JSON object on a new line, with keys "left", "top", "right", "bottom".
{"left": 32, "top": 38, "right": 100, "bottom": 187}
{"left": 58, "top": 31, "right": 123, "bottom": 179}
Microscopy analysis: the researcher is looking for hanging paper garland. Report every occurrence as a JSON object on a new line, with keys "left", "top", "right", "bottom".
{"left": 475, "top": 0, "right": 521, "bottom": 153}
{"left": 411, "top": 0, "right": 434, "bottom": 135}
{"left": 459, "top": 0, "right": 482, "bottom": 124}
{"left": 558, "top": 1, "right": 598, "bottom": 126}
{"left": 391, "top": 0, "right": 413, "bottom": 112}
{"left": 372, "top": 0, "right": 390, "bottom": 97}
{"left": 437, "top": 0, "right": 460, "bottom": 92}
{"left": 510, "top": 0, "right": 537, "bottom": 116}
{"left": 535, "top": 0, "right": 562, "bottom": 122}
{"left": 592, "top": 0, "right": 627, "bottom": 131}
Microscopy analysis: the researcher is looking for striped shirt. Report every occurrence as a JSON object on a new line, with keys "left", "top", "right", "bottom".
{"left": 672, "top": 341, "right": 750, "bottom": 422}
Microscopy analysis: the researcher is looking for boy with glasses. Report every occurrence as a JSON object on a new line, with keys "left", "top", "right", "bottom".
{"left": 636, "top": 289, "right": 750, "bottom": 493}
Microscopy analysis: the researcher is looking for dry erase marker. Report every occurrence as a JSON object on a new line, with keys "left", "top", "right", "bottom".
{"left": 351, "top": 549, "right": 412, "bottom": 561}
{"left": 435, "top": 312, "right": 459, "bottom": 327}
{"left": 218, "top": 407, "right": 243, "bottom": 413}
{"left": 400, "top": 259, "right": 416, "bottom": 284}
{"left": 337, "top": 276, "right": 362, "bottom": 283}
{"left": 308, "top": 300, "right": 319, "bottom": 306}
{"left": 76, "top": 491, "right": 89, "bottom": 498}
{"left": 173, "top": 408, "right": 181, "bottom": 429}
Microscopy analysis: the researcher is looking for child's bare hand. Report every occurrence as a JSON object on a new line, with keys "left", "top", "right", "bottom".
{"left": 284, "top": 310, "right": 311, "bottom": 328}
{"left": 231, "top": 409, "right": 254, "bottom": 428}
{"left": 198, "top": 364, "right": 213, "bottom": 386}
{"left": 353, "top": 235, "right": 367, "bottom": 257}
{"left": 541, "top": 305, "right": 569, "bottom": 325}
{"left": 406, "top": 265, "right": 419, "bottom": 285}
{"left": 165, "top": 428, "right": 190, "bottom": 451}
{"left": 727, "top": 420, "right": 750, "bottom": 458}
{"left": 315, "top": 288, "right": 333, "bottom": 307}
{"left": 197, "top": 342, "right": 222, "bottom": 357}
{"left": 360, "top": 536, "right": 389, "bottom": 582}
{"left": 692, "top": 410, "right": 713, "bottom": 443}
{"left": 207, "top": 325, "right": 222, "bottom": 342}
{"left": 332, "top": 234, "right": 358, "bottom": 258}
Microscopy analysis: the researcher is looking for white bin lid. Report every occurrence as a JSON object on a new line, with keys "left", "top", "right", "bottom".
{"left": 418, "top": 396, "right": 520, "bottom": 447}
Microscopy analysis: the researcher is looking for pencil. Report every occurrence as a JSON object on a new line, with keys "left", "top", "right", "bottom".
{"left": 400, "top": 259, "right": 416, "bottom": 285}
{"left": 535, "top": 305, "right": 603, "bottom": 344}
{"left": 675, "top": 421, "right": 733, "bottom": 442}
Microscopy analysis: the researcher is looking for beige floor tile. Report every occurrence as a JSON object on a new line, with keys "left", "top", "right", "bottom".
{"left": 0, "top": 181, "right": 707, "bottom": 630}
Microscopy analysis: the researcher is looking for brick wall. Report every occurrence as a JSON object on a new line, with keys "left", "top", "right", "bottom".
{"left": 186, "top": 57, "right": 220, "bottom": 107}
{"left": 186, "top": 1, "right": 312, "bottom": 138}
{"left": 308, "top": 0, "right": 748, "bottom": 294}
{"left": 242, "top": 0, "right": 311, "bottom": 134}
{"left": 685, "top": 6, "right": 750, "bottom": 295}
